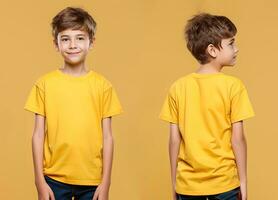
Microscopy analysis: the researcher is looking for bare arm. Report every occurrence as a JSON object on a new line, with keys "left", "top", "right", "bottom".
{"left": 231, "top": 120, "right": 247, "bottom": 200}
{"left": 32, "top": 114, "right": 55, "bottom": 200}
{"left": 169, "top": 123, "right": 181, "bottom": 200}
{"left": 32, "top": 114, "right": 46, "bottom": 186}
{"left": 93, "top": 117, "right": 114, "bottom": 200}
{"left": 101, "top": 117, "right": 114, "bottom": 185}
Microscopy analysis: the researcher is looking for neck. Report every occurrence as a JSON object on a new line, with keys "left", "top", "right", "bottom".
{"left": 196, "top": 62, "right": 223, "bottom": 74}
{"left": 62, "top": 61, "right": 88, "bottom": 75}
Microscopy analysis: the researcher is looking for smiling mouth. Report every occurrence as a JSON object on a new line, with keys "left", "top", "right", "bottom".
{"left": 67, "top": 52, "right": 81, "bottom": 55}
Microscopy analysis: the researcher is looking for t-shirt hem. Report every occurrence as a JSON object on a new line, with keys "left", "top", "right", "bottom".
{"left": 231, "top": 113, "right": 255, "bottom": 123}
{"left": 24, "top": 105, "right": 45, "bottom": 116}
{"left": 159, "top": 114, "right": 178, "bottom": 124}
{"left": 45, "top": 175, "right": 101, "bottom": 186}
{"left": 102, "top": 109, "right": 123, "bottom": 118}
{"left": 175, "top": 182, "right": 240, "bottom": 196}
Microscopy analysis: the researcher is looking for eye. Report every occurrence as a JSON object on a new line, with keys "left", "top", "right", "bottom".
{"left": 77, "top": 37, "right": 85, "bottom": 40}
{"left": 61, "top": 38, "right": 69, "bottom": 42}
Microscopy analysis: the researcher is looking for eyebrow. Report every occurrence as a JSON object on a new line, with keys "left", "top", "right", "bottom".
{"left": 229, "top": 38, "right": 235, "bottom": 43}
{"left": 60, "top": 34, "right": 86, "bottom": 38}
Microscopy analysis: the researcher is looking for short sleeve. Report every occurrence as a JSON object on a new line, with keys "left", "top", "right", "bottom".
{"left": 24, "top": 82, "right": 45, "bottom": 117}
{"left": 230, "top": 81, "right": 255, "bottom": 123}
{"left": 159, "top": 86, "right": 178, "bottom": 123}
{"left": 102, "top": 86, "right": 123, "bottom": 118}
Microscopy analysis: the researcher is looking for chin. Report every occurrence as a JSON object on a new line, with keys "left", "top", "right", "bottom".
{"left": 226, "top": 61, "right": 236, "bottom": 66}
{"left": 67, "top": 57, "right": 84, "bottom": 62}
{"left": 65, "top": 60, "right": 83, "bottom": 65}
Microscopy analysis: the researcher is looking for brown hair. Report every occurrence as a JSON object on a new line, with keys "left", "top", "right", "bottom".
{"left": 51, "top": 7, "right": 97, "bottom": 44}
{"left": 184, "top": 13, "right": 237, "bottom": 64}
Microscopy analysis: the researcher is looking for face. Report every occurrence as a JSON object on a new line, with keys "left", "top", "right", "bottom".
{"left": 55, "top": 29, "right": 93, "bottom": 65}
{"left": 217, "top": 37, "right": 239, "bottom": 66}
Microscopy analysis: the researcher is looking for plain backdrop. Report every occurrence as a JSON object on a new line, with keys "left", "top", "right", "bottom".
{"left": 0, "top": 0, "right": 277, "bottom": 199}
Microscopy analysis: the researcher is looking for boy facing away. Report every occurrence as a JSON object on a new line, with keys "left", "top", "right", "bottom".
{"left": 24, "top": 7, "right": 123, "bottom": 200}
{"left": 160, "top": 13, "right": 255, "bottom": 200}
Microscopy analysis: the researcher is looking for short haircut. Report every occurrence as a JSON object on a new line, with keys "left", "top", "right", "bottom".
{"left": 184, "top": 13, "right": 237, "bottom": 64}
{"left": 51, "top": 7, "right": 97, "bottom": 44}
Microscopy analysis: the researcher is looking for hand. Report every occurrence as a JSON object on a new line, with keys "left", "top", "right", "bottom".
{"left": 239, "top": 183, "right": 247, "bottom": 200}
{"left": 172, "top": 192, "right": 177, "bottom": 200}
{"left": 171, "top": 182, "right": 177, "bottom": 200}
{"left": 36, "top": 181, "right": 55, "bottom": 200}
{"left": 92, "top": 182, "right": 110, "bottom": 200}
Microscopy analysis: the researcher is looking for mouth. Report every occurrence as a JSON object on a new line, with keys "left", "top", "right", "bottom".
{"left": 66, "top": 52, "right": 81, "bottom": 55}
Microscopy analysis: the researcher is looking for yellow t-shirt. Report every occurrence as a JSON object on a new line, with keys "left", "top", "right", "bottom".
{"left": 159, "top": 72, "right": 255, "bottom": 195}
{"left": 24, "top": 69, "right": 123, "bottom": 185}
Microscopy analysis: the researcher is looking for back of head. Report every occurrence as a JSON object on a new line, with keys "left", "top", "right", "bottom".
{"left": 51, "top": 7, "right": 97, "bottom": 44}
{"left": 184, "top": 13, "right": 237, "bottom": 64}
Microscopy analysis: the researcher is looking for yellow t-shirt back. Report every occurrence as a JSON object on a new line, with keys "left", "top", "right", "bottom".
{"left": 159, "top": 72, "right": 255, "bottom": 195}
{"left": 24, "top": 69, "right": 123, "bottom": 185}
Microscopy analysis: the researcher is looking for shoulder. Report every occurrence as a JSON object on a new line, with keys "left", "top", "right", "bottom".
{"left": 167, "top": 74, "right": 193, "bottom": 97}
{"left": 33, "top": 70, "right": 58, "bottom": 90}
{"left": 168, "top": 73, "right": 200, "bottom": 93}
{"left": 219, "top": 74, "right": 249, "bottom": 99}
{"left": 170, "top": 74, "right": 193, "bottom": 89}
{"left": 221, "top": 73, "right": 243, "bottom": 83}
{"left": 221, "top": 73, "right": 246, "bottom": 91}
{"left": 89, "top": 70, "right": 113, "bottom": 90}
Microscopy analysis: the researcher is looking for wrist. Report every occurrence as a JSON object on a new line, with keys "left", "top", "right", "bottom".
{"left": 101, "top": 179, "right": 111, "bottom": 187}
{"left": 35, "top": 176, "right": 46, "bottom": 187}
{"left": 240, "top": 179, "right": 247, "bottom": 187}
{"left": 35, "top": 180, "right": 47, "bottom": 189}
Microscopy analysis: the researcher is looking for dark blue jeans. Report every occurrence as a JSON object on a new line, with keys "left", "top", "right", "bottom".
{"left": 44, "top": 175, "right": 98, "bottom": 200}
{"left": 176, "top": 187, "right": 241, "bottom": 200}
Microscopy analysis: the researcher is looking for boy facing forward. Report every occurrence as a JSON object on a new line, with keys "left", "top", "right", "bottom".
{"left": 160, "top": 13, "right": 255, "bottom": 200}
{"left": 24, "top": 7, "right": 123, "bottom": 200}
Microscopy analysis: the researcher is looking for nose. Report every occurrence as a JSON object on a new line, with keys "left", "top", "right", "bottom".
{"left": 69, "top": 39, "right": 77, "bottom": 49}
{"left": 235, "top": 46, "right": 239, "bottom": 53}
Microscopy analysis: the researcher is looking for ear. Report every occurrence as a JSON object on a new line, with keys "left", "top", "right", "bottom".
{"left": 89, "top": 37, "right": 95, "bottom": 50}
{"left": 206, "top": 44, "right": 218, "bottom": 58}
{"left": 53, "top": 39, "right": 59, "bottom": 52}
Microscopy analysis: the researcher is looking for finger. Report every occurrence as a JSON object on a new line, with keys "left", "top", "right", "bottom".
{"left": 49, "top": 191, "right": 56, "bottom": 200}
{"left": 92, "top": 190, "right": 99, "bottom": 200}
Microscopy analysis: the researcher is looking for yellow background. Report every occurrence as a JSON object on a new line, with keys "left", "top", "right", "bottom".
{"left": 0, "top": 0, "right": 277, "bottom": 199}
